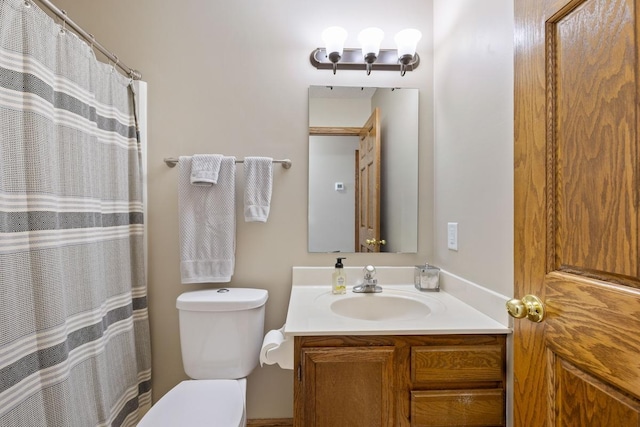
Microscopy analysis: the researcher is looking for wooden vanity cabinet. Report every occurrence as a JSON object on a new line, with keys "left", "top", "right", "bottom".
{"left": 294, "top": 334, "right": 506, "bottom": 427}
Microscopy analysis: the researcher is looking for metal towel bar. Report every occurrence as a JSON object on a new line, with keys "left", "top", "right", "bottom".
{"left": 163, "top": 157, "right": 292, "bottom": 169}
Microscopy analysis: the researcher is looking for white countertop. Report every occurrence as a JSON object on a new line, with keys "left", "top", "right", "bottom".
{"left": 284, "top": 283, "right": 511, "bottom": 336}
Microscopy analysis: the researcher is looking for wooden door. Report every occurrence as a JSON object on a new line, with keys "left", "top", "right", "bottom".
{"left": 296, "top": 345, "right": 395, "bottom": 427}
{"left": 357, "top": 108, "right": 382, "bottom": 252}
{"left": 514, "top": 0, "right": 640, "bottom": 425}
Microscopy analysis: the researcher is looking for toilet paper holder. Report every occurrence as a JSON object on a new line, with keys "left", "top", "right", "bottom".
{"left": 260, "top": 325, "right": 294, "bottom": 370}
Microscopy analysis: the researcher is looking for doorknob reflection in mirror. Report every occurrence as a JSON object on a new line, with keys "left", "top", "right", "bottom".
{"left": 366, "top": 238, "right": 386, "bottom": 246}
{"left": 506, "top": 294, "right": 545, "bottom": 323}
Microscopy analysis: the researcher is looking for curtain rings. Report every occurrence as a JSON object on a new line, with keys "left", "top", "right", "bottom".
{"left": 87, "top": 33, "right": 97, "bottom": 57}
{"left": 59, "top": 10, "right": 67, "bottom": 35}
{"left": 23, "top": 0, "right": 32, "bottom": 8}
{"left": 111, "top": 55, "right": 119, "bottom": 73}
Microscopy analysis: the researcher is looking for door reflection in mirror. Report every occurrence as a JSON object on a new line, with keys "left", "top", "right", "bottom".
{"left": 308, "top": 86, "right": 419, "bottom": 253}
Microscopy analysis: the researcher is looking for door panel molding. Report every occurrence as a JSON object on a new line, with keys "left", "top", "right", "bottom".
{"left": 553, "top": 355, "right": 640, "bottom": 425}
{"left": 545, "top": 0, "right": 639, "bottom": 280}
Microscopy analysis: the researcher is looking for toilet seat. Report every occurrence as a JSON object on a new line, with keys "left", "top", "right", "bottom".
{"left": 138, "top": 380, "right": 245, "bottom": 427}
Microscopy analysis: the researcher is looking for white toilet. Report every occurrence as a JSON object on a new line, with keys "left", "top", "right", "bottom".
{"left": 138, "top": 288, "right": 269, "bottom": 427}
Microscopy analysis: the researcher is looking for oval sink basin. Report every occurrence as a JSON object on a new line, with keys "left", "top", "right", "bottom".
{"left": 330, "top": 295, "right": 431, "bottom": 321}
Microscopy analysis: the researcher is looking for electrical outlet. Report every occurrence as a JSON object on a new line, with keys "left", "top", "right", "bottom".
{"left": 447, "top": 222, "right": 458, "bottom": 251}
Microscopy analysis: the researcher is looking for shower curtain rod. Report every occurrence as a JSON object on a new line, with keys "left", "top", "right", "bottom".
{"left": 32, "top": 0, "right": 142, "bottom": 80}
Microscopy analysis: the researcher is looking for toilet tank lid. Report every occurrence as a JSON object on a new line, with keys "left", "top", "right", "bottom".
{"left": 176, "top": 288, "right": 269, "bottom": 312}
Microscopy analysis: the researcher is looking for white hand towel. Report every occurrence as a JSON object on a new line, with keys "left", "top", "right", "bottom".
{"left": 190, "top": 154, "right": 223, "bottom": 186}
{"left": 244, "top": 157, "right": 273, "bottom": 222}
{"left": 178, "top": 156, "right": 236, "bottom": 283}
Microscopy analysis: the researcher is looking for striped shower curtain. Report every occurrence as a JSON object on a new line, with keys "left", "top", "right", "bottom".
{"left": 0, "top": 0, "right": 151, "bottom": 426}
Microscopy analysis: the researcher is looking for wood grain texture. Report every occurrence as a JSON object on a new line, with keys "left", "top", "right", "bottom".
{"left": 301, "top": 346, "right": 395, "bottom": 427}
{"left": 556, "top": 357, "right": 640, "bottom": 426}
{"left": 247, "top": 419, "right": 294, "bottom": 427}
{"left": 551, "top": 0, "right": 638, "bottom": 278}
{"left": 357, "top": 108, "right": 381, "bottom": 252}
{"left": 411, "top": 389, "right": 505, "bottom": 427}
{"left": 514, "top": 0, "right": 550, "bottom": 424}
{"left": 294, "top": 335, "right": 506, "bottom": 427}
{"left": 309, "top": 126, "right": 362, "bottom": 135}
{"left": 411, "top": 346, "right": 504, "bottom": 383}
{"left": 295, "top": 336, "right": 408, "bottom": 426}
{"left": 545, "top": 272, "right": 640, "bottom": 399}
{"left": 517, "top": 0, "right": 640, "bottom": 425}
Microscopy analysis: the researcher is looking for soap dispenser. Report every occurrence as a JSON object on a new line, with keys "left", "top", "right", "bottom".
{"left": 332, "top": 257, "right": 347, "bottom": 294}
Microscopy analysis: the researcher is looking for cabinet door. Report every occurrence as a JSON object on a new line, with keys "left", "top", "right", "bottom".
{"left": 298, "top": 346, "right": 395, "bottom": 427}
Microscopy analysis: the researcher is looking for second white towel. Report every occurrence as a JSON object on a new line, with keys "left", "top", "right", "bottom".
{"left": 244, "top": 157, "right": 273, "bottom": 222}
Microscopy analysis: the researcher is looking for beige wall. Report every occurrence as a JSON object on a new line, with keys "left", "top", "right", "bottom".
{"left": 53, "top": 0, "right": 435, "bottom": 419}
{"left": 433, "top": 0, "right": 515, "bottom": 298}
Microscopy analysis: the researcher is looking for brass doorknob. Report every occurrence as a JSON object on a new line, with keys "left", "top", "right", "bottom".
{"left": 506, "top": 294, "right": 545, "bottom": 323}
{"left": 366, "top": 239, "right": 387, "bottom": 246}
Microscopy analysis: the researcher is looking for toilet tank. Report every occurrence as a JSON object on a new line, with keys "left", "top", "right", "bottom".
{"left": 176, "top": 288, "right": 268, "bottom": 380}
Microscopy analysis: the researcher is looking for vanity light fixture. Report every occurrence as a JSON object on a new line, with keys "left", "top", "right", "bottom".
{"left": 311, "top": 27, "right": 421, "bottom": 76}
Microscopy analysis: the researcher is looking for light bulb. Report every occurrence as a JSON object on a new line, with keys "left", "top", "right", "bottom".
{"left": 358, "top": 27, "right": 384, "bottom": 60}
{"left": 321, "top": 26, "right": 348, "bottom": 59}
{"left": 394, "top": 28, "right": 422, "bottom": 59}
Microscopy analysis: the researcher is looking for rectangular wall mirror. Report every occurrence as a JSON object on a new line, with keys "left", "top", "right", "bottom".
{"left": 308, "top": 85, "right": 419, "bottom": 253}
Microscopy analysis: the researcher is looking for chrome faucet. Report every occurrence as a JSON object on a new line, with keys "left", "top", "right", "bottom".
{"left": 352, "top": 265, "right": 382, "bottom": 293}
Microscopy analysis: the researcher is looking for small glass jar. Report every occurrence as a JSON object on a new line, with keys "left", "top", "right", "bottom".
{"left": 414, "top": 263, "right": 440, "bottom": 292}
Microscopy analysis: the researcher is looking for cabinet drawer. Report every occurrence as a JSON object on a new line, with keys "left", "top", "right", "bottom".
{"left": 411, "top": 389, "right": 504, "bottom": 427}
{"left": 411, "top": 345, "right": 503, "bottom": 383}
